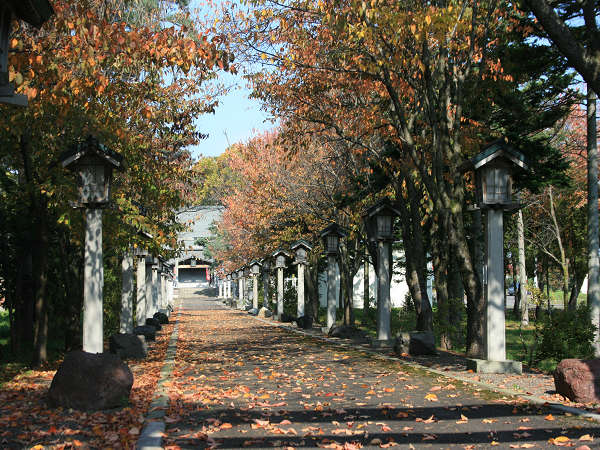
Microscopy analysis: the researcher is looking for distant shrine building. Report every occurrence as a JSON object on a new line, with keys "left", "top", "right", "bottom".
{"left": 172, "top": 206, "right": 223, "bottom": 287}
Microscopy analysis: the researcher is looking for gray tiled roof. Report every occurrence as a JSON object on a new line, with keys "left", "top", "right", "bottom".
{"left": 173, "top": 206, "right": 224, "bottom": 264}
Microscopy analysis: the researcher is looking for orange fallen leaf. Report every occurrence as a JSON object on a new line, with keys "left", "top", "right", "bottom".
{"left": 424, "top": 393, "right": 438, "bottom": 401}
{"left": 545, "top": 414, "right": 555, "bottom": 421}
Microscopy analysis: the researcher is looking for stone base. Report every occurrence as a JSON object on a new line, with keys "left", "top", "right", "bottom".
{"left": 467, "top": 358, "right": 523, "bottom": 374}
{"left": 371, "top": 339, "right": 394, "bottom": 349}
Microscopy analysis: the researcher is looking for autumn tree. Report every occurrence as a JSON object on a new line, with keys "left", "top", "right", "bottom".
{"left": 221, "top": 0, "right": 577, "bottom": 355}
{"left": 0, "top": 0, "right": 231, "bottom": 365}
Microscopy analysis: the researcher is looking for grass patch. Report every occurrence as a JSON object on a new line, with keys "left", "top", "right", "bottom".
{"left": 0, "top": 309, "right": 9, "bottom": 348}
{"left": 0, "top": 310, "right": 28, "bottom": 386}
{"left": 325, "top": 305, "right": 564, "bottom": 373}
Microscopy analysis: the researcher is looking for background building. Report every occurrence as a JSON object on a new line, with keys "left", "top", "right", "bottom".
{"left": 172, "top": 206, "right": 223, "bottom": 287}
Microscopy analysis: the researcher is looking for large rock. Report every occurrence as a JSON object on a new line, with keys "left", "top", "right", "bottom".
{"left": 328, "top": 325, "right": 365, "bottom": 339}
{"left": 554, "top": 358, "right": 600, "bottom": 403}
{"left": 248, "top": 308, "right": 259, "bottom": 316}
{"left": 295, "top": 315, "right": 313, "bottom": 329}
{"left": 394, "top": 331, "right": 437, "bottom": 356}
{"left": 48, "top": 351, "right": 133, "bottom": 411}
{"left": 153, "top": 311, "right": 169, "bottom": 325}
{"left": 257, "top": 307, "right": 272, "bottom": 318}
{"left": 109, "top": 333, "right": 147, "bottom": 359}
{"left": 133, "top": 325, "right": 156, "bottom": 342}
{"left": 145, "top": 317, "right": 162, "bottom": 331}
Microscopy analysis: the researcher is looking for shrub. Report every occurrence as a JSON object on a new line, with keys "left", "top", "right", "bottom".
{"left": 534, "top": 305, "right": 596, "bottom": 366}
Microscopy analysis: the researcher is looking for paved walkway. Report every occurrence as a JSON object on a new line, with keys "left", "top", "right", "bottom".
{"left": 161, "top": 295, "right": 599, "bottom": 449}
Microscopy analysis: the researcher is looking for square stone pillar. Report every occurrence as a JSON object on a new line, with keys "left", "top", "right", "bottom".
{"left": 120, "top": 252, "right": 134, "bottom": 334}
{"left": 136, "top": 256, "right": 146, "bottom": 326}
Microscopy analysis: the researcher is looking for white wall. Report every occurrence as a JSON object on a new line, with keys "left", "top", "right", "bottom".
{"left": 317, "top": 250, "right": 411, "bottom": 309}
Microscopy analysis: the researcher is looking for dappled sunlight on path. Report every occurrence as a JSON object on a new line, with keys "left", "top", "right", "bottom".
{"left": 162, "top": 297, "right": 599, "bottom": 449}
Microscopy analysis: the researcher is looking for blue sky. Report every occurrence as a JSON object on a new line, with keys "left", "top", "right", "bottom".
{"left": 189, "top": 72, "right": 274, "bottom": 159}
{"left": 187, "top": 0, "right": 273, "bottom": 159}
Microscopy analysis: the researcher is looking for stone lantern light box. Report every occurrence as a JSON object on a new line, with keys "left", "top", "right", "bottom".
{"left": 291, "top": 240, "right": 312, "bottom": 264}
{"left": 272, "top": 249, "right": 291, "bottom": 268}
{"left": 466, "top": 139, "right": 528, "bottom": 209}
{"left": 250, "top": 260, "right": 262, "bottom": 275}
{"left": 363, "top": 199, "right": 401, "bottom": 241}
{"left": 60, "top": 136, "right": 124, "bottom": 207}
{"left": 320, "top": 223, "right": 347, "bottom": 255}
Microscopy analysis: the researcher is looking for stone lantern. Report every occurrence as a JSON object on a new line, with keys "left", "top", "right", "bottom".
{"left": 250, "top": 260, "right": 262, "bottom": 310}
{"left": 272, "top": 249, "right": 291, "bottom": 320}
{"left": 60, "top": 136, "right": 123, "bottom": 354}
{"left": 1, "top": 0, "right": 53, "bottom": 106}
{"left": 320, "top": 223, "right": 347, "bottom": 330}
{"left": 363, "top": 199, "right": 401, "bottom": 345}
{"left": 463, "top": 139, "right": 527, "bottom": 374}
{"left": 291, "top": 240, "right": 312, "bottom": 318}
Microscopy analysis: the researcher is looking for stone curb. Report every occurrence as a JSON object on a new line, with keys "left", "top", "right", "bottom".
{"left": 136, "top": 298, "right": 182, "bottom": 450}
{"left": 240, "top": 307, "right": 600, "bottom": 423}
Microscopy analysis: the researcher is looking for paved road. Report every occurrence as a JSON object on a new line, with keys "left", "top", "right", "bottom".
{"left": 162, "top": 294, "right": 598, "bottom": 449}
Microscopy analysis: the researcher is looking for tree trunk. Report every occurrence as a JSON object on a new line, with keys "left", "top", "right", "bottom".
{"left": 517, "top": 209, "right": 529, "bottom": 326}
{"left": 447, "top": 254, "right": 464, "bottom": 349}
{"left": 394, "top": 177, "right": 433, "bottom": 332}
{"left": 464, "top": 209, "right": 485, "bottom": 358}
{"left": 548, "top": 186, "right": 570, "bottom": 308}
{"left": 586, "top": 87, "right": 600, "bottom": 355}
{"left": 513, "top": 252, "right": 520, "bottom": 319}
{"left": 431, "top": 219, "right": 451, "bottom": 350}
{"left": 306, "top": 250, "right": 320, "bottom": 324}
{"left": 32, "top": 201, "right": 49, "bottom": 367}
{"left": 363, "top": 247, "right": 370, "bottom": 313}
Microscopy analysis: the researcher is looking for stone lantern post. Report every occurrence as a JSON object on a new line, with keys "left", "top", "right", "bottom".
{"left": 150, "top": 257, "right": 160, "bottom": 318}
{"left": 364, "top": 199, "right": 401, "bottom": 346}
{"left": 160, "top": 260, "right": 167, "bottom": 310}
{"left": 226, "top": 273, "right": 232, "bottom": 301}
{"left": 230, "top": 272, "right": 237, "bottom": 306}
{"left": 291, "top": 240, "right": 312, "bottom": 319}
{"left": 243, "top": 266, "right": 251, "bottom": 308}
{"left": 272, "top": 250, "right": 291, "bottom": 320}
{"left": 60, "top": 136, "right": 123, "bottom": 353}
{"left": 463, "top": 139, "right": 527, "bottom": 374}
{"left": 133, "top": 247, "right": 148, "bottom": 328}
{"left": 320, "top": 223, "right": 347, "bottom": 331}
{"left": 250, "top": 261, "right": 262, "bottom": 310}
{"left": 237, "top": 268, "right": 244, "bottom": 309}
{"left": 119, "top": 249, "right": 134, "bottom": 334}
